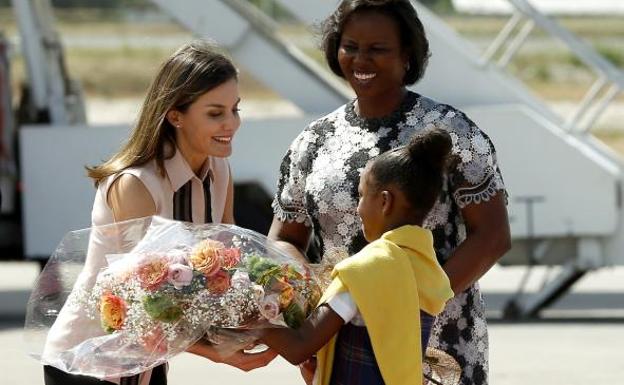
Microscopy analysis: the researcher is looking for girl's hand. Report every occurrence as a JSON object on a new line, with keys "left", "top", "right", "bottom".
{"left": 187, "top": 339, "right": 278, "bottom": 372}
{"left": 299, "top": 357, "right": 317, "bottom": 385}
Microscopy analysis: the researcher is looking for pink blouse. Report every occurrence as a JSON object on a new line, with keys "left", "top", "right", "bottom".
{"left": 42, "top": 146, "right": 230, "bottom": 384}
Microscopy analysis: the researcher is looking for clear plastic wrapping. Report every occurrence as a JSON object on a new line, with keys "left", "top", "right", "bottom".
{"left": 24, "top": 216, "right": 321, "bottom": 378}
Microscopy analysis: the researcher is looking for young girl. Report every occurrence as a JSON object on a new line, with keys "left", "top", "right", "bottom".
{"left": 42, "top": 40, "right": 276, "bottom": 385}
{"left": 262, "top": 128, "right": 455, "bottom": 385}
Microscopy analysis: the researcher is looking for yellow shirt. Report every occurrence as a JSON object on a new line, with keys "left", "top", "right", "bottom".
{"left": 315, "top": 225, "right": 454, "bottom": 385}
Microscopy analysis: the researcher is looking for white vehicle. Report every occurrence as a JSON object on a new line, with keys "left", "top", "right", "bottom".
{"left": 2, "top": 0, "right": 623, "bottom": 318}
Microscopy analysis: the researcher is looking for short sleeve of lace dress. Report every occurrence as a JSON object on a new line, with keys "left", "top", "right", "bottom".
{"left": 442, "top": 110, "right": 507, "bottom": 208}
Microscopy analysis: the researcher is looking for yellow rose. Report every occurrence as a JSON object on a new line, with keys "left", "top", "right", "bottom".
{"left": 279, "top": 284, "right": 295, "bottom": 309}
{"left": 190, "top": 240, "right": 224, "bottom": 277}
{"left": 100, "top": 293, "right": 126, "bottom": 333}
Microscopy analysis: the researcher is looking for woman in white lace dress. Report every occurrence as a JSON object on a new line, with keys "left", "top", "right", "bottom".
{"left": 268, "top": 1, "right": 510, "bottom": 384}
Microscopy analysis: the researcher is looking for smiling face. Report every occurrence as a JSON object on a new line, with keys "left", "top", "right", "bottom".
{"left": 169, "top": 77, "right": 240, "bottom": 169}
{"left": 337, "top": 10, "right": 408, "bottom": 103}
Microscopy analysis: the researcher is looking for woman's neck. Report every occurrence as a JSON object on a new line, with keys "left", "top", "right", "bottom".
{"left": 355, "top": 87, "right": 407, "bottom": 119}
{"left": 176, "top": 143, "right": 207, "bottom": 177}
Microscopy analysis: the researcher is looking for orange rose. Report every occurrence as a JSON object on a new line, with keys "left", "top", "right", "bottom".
{"left": 206, "top": 269, "right": 231, "bottom": 294}
{"left": 136, "top": 257, "right": 169, "bottom": 291}
{"left": 100, "top": 293, "right": 126, "bottom": 332}
{"left": 190, "top": 240, "right": 224, "bottom": 277}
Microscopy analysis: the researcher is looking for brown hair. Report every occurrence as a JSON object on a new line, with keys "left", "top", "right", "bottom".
{"left": 86, "top": 40, "right": 237, "bottom": 186}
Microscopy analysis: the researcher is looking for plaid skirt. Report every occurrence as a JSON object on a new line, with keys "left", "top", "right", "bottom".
{"left": 329, "top": 311, "right": 434, "bottom": 385}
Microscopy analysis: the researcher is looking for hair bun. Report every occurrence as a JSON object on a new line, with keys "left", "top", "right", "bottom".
{"left": 407, "top": 128, "right": 452, "bottom": 170}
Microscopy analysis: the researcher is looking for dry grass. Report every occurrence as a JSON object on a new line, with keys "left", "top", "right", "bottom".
{"left": 442, "top": 14, "right": 624, "bottom": 38}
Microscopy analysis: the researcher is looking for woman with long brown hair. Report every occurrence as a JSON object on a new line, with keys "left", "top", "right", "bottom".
{"left": 42, "top": 40, "right": 276, "bottom": 385}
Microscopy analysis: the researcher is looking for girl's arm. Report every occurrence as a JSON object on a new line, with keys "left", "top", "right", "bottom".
{"left": 261, "top": 304, "right": 345, "bottom": 365}
{"left": 186, "top": 340, "right": 278, "bottom": 372}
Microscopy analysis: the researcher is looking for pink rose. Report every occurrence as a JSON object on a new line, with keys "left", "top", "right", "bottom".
{"left": 218, "top": 248, "right": 242, "bottom": 269}
{"left": 136, "top": 257, "right": 169, "bottom": 291}
{"left": 206, "top": 269, "right": 231, "bottom": 294}
{"left": 167, "top": 263, "right": 193, "bottom": 289}
{"left": 259, "top": 294, "right": 281, "bottom": 320}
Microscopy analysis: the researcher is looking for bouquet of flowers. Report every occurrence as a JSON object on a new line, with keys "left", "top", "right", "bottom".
{"left": 24, "top": 217, "right": 321, "bottom": 378}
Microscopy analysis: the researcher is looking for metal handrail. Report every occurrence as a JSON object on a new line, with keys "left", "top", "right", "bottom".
{"left": 481, "top": 0, "right": 623, "bottom": 133}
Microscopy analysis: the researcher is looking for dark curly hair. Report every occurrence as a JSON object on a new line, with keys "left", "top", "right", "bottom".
{"left": 320, "top": 0, "right": 430, "bottom": 85}
{"left": 367, "top": 128, "right": 452, "bottom": 221}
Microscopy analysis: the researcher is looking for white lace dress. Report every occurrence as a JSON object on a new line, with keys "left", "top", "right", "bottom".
{"left": 272, "top": 91, "right": 506, "bottom": 385}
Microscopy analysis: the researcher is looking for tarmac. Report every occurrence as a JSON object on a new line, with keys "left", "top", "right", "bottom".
{"left": 1, "top": 261, "right": 623, "bottom": 385}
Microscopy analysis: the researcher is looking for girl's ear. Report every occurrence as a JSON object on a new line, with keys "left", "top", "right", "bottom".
{"left": 381, "top": 190, "right": 394, "bottom": 216}
{"left": 166, "top": 110, "right": 181, "bottom": 128}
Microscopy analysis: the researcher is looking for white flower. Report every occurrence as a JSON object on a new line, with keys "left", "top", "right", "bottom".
{"left": 397, "top": 126, "right": 416, "bottom": 144}
{"left": 474, "top": 317, "right": 487, "bottom": 337}
{"left": 378, "top": 126, "right": 393, "bottom": 138}
{"left": 361, "top": 133, "right": 378, "bottom": 149}
{"left": 424, "top": 202, "right": 449, "bottom": 228}
{"left": 423, "top": 110, "right": 442, "bottom": 123}
{"left": 462, "top": 157, "right": 488, "bottom": 185}
{"left": 454, "top": 336, "right": 480, "bottom": 365}
{"left": 317, "top": 200, "right": 329, "bottom": 214}
{"left": 368, "top": 147, "right": 380, "bottom": 157}
{"left": 314, "top": 152, "right": 332, "bottom": 171}
{"left": 444, "top": 297, "right": 463, "bottom": 319}
{"left": 348, "top": 131, "right": 362, "bottom": 145}
{"left": 167, "top": 263, "right": 193, "bottom": 289}
{"left": 333, "top": 190, "right": 353, "bottom": 211}
{"left": 337, "top": 223, "right": 350, "bottom": 236}
{"left": 259, "top": 294, "right": 280, "bottom": 320}
{"left": 405, "top": 114, "right": 419, "bottom": 126}
{"left": 451, "top": 116, "right": 471, "bottom": 135}
{"left": 449, "top": 132, "right": 459, "bottom": 146}
{"left": 231, "top": 271, "right": 251, "bottom": 288}
{"left": 460, "top": 149, "right": 473, "bottom": 163}
{"left": 326, "top": 136, "right": 343, "bottom": 152}
{"left": 471, "top": 134, "right": 490, "bottom": 155}
{"left": 458, "top": 223, "right": 467, "bottom": 241}
{"left": 252, "top": 284, "right": 265, "bottom": 302}
{"left": 477, "top": 339, "right": 487, "bottom": 354}
{"left": 411, "top": 105, "right": 426, "bottom": 118}
{"left": 343, "top": 214, "right": 356, "bottom": 225}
